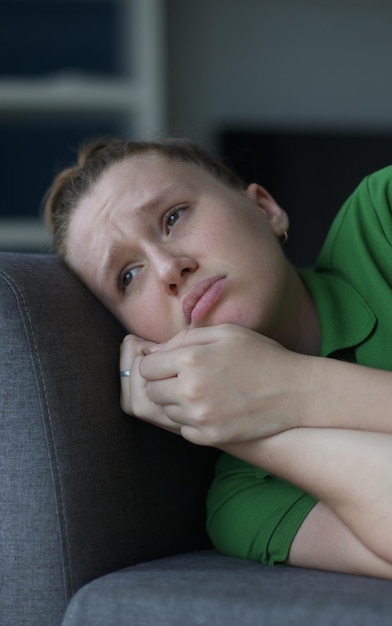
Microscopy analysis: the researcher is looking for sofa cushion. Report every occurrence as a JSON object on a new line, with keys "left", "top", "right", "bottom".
{"left": 62, "top": 550, "right": 392, "bottom": 626}
{"left": 0, "top": 253, "right": 218, "bottom": 626}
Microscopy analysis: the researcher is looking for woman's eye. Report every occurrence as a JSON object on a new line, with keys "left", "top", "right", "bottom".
{"left": 164, "top": 206, "right": 186, "bottom": 232}
{"left": 119, "top": 266, "right": 139, "bottom": 292}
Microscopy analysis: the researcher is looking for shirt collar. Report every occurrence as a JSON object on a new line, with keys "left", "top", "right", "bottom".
{"left": 298, "top": 269, "right": 376, "bottom": 357}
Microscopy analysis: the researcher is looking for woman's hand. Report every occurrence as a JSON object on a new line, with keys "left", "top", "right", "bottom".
{"left": 127, "top": 324, "right": 311, "bottom": 446}
{"left": 120, "top": 334, "right": 181, "bottom": 435}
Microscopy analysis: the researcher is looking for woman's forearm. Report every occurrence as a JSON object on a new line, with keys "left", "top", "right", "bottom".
{"left": 297, "top": 356, "right": 392, "bottom": 435}
{"left": 225, "top": 427, "right": 392, "bottom": 563}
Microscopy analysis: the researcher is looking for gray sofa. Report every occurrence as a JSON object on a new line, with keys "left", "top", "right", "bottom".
{"left": 1, "top": 251, "right": 392, "bottom": 626}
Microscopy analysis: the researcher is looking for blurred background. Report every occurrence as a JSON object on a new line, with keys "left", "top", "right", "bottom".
{"left": 1, "top": 0, "right": 392, "bottom": 265}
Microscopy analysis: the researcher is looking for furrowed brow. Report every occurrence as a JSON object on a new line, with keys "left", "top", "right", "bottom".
{"left": 132, "top": 183, "right": 190, "bottom": 219}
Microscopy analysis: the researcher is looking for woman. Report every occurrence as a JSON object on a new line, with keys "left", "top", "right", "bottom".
{"left": 45, "top": 137, "right": 392, "bottom": 578}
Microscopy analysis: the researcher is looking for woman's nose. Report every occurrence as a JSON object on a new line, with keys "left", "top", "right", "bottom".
{"left": 153, "top": 250, "right": 198, "bottom": 294}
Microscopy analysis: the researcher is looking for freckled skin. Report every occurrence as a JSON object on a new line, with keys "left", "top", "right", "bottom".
{"left": 66, "top": 153, "right": 303, "bottom": 347}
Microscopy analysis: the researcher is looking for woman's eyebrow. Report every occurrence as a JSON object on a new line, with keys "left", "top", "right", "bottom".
{"left": 132, "top": 183, "right": 190, "bottom": 220}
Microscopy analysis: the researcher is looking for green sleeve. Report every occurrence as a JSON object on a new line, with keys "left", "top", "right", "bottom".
{"left": 206, "top": 453, "right": 317, "bottom": 566}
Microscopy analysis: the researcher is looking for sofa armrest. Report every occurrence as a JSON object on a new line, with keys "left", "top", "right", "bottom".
{"left": 0, "top": 253, "right": 217, "bottom": 626}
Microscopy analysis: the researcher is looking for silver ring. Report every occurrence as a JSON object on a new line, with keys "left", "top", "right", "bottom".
{"left": 120, "top": 370, "right": 131, "bottom": 377}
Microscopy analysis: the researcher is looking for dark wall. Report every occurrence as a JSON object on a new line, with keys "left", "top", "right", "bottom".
{"left": 220, "top": 129, "right": 392, "bottom": 267}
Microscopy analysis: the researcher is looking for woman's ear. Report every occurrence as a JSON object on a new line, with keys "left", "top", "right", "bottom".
{"left": 245, "top": 183, "right": 289, "bottom": 238}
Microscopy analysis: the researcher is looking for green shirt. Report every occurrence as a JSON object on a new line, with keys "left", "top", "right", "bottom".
{"left": 206, "top": 166, "right": 392, "bottom": 566}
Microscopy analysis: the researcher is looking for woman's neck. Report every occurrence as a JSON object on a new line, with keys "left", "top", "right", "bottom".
{"left": 292, "top": 276, "right": 321, "bottom": 356}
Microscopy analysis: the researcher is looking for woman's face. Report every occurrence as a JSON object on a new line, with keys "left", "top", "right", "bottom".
{"left": 66, "top": 153, "right": 296, "bottom": 344}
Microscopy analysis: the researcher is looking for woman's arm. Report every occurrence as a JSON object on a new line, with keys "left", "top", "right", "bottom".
{"left": 121, "top": 327, "right": 392, "bottom": 577}
{"left": 299, "top": 354, "right": 392, "bottom": 434}
{"left": 125, "top": 325, "right": 392, "bottom": 443}
{"left": 288, "top": 501, "right": 392, "bottom": 579}
{"left": 225, "top": 427, "right": 392, "bottom": 575}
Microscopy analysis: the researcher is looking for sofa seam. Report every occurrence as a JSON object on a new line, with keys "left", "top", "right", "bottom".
{"left": 0, "top": 267, "right": 74, "bottom": 600}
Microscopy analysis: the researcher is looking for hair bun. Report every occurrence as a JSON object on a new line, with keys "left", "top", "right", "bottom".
{"left": 77, "top": 138, "right": 122, "bottom": 168}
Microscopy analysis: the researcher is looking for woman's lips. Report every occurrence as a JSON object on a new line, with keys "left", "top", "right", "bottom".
{"left": 183, "top": 276, "right": 226, "bottom": 325}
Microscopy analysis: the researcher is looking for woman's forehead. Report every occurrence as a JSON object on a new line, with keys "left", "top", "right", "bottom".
{"left": 80, "top": 154, "right": 229, "bottom": 219}
{"left": 69, "top": 157, "right": 201, "bottom": 244}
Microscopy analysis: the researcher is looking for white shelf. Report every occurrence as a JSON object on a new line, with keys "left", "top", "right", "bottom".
{"left": 0, "top": 219, "right": 51, "bottom": 252}
{"left": 0, "top": 0, "right": 166, "bottom": 131}
{"left": 0, "top": 77, "right": 142, "bottom": 114}
{"left": 0, "top": 0, "right": 166, "bottom": 133}
{"left": 0, "top": 0, "right": 166, "bottom": 250}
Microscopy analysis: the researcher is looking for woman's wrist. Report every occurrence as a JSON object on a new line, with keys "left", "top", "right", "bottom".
{"left": 300, "top": 356, "right": 392, "bottom": 434}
